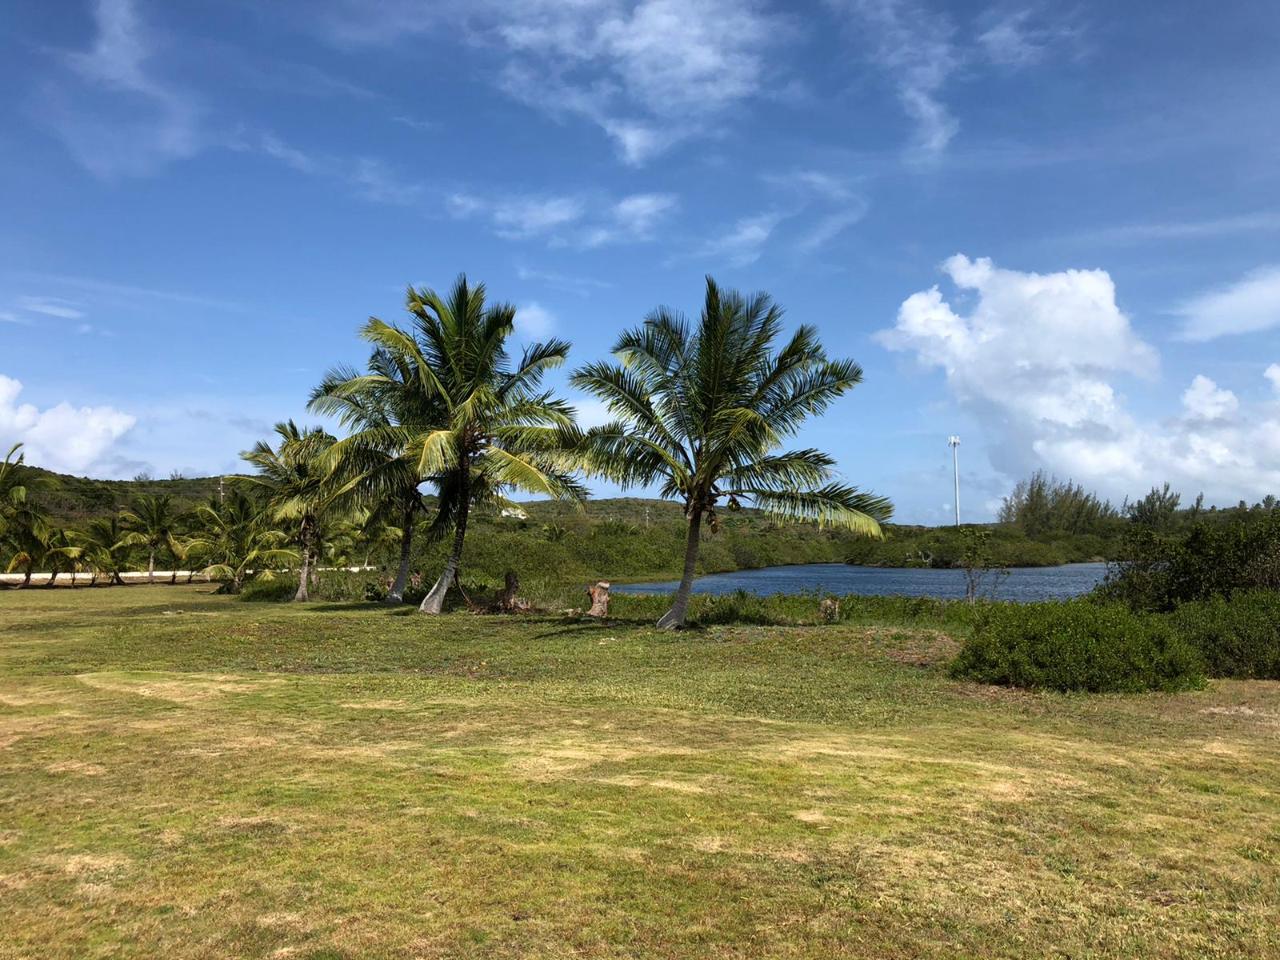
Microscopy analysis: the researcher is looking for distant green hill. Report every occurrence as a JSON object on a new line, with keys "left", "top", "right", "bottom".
{"left": 12, "top": 466, "right": 226, "bottom": 527}
{"left": 12, "top": 466, "right": 1123, "bottom": 579}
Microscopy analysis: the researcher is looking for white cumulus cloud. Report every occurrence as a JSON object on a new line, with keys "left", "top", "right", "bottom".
{"left": 878, "top": 255, "right": 1280, "bottom": 504}
{"left": 1182, "top": 375, "right": 1238, "bottom": 421}
{"left": 0, "top": 374, "right": 136, "bottom": 474}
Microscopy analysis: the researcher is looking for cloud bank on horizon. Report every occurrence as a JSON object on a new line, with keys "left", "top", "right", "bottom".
{"left": 2, "top": 0, "right": 1279, "bottom": 520}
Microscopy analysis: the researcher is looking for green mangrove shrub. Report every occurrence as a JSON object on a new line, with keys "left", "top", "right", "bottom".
{"left": 1170, "top": 591, "right": 1280, "bottom": 680}
{"left": 951, "top": 600, "right": 1204, "bottom": 692}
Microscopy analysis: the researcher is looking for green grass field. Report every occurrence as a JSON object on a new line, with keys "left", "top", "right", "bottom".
{"left": 2, "top": 587, "right": 1278, "bottom": 959}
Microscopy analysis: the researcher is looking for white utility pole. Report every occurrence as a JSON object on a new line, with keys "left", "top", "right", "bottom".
{"left": 948, "top": 436, "right": 961, "bottom": 527}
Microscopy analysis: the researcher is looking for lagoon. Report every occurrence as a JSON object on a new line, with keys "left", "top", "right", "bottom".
{"left": 616, "top": 562, "right": 1109, "bottom": 602}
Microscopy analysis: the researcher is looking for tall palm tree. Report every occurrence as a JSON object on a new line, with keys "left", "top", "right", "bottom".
{"left": 241, "top": 422, "right": 337, "bottom": 602}
{"left": 348, "top": 275, "right": 585, "bottom": 613}
{"left": 572, "top": 276, "right": 892, "bottom": 628}
{"left": 191, "top": 490, "right": 294, "bottom": 594}
{"left": 120, "top": 494, "right": 177, "bottom": 583}
{"left": 309, "top": 348, "right": 436, "bottom": 603}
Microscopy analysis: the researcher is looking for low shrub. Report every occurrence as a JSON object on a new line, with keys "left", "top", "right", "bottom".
{"left": 237, "top": 576, "right": 297, "bottom": 602}
{"left": 951, "top": 600, "right": 1204, "bottom": 693}
{"left": 1171, "top": 591, "right": 1280, "bottom": 679}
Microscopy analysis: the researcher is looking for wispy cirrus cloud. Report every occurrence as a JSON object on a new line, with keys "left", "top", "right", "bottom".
{"left": 36, "top": 0, "right": 203, "bottom": 178}
{"left": 826, "top": 0, "right": 1081, "bottom": 160}
{"left": 15, "top": 296, "right": 85, "bottom": 320}
{"left": 1175, "top": 265, "right": 1280, "bottom": 342}
{"left": 1080, "top": 211, "right": 1280, "bottom": 245}
{"left": 976, "top": 7, "right": 1084, "bottom": 68}
{"left": 448, "top": 190, "right": 678, "bottom": 247}
{"left": 696, "top": 211, "right": 786, "bottom": 267}
{"left": 828, "top": 0, "right": 961, "bottom": 159}
{"left": 247, "top": 132, "right": 425, "bottom": 205}
{"left": 515, "top": 265, "right": 613, "bottom": 298}
{"left": 316, "top": 0, "right": 791, "bottom": 165}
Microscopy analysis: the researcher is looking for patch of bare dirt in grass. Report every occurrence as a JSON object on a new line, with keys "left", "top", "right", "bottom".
{"left": 791, "top": 808, "right": 829, "bottom": 824}
{"left": 506, "top": 735, "right": 700, "bottom": 778}
{"left": 600, "top": 774, "right": 709, "bottom": 794}
{"left": 339, "top": 699, "right": 411, "bottom": 710}
{"left": 0, "top": 691, "right": 63, "bottom": 708}
{"left": 876, "top": 630, "right": 960, "bottom": 667}
{"left": 216, "top": 816, "right": 298, "bottom": 836}
{"left": 1200, "top": 705, "right": 1280, "bottom": 727}
{"left": 45, "top": 760, "right": 106, "bottom": 776}
{"left": 75, "top": 672, "right": 284, "bottom": 704}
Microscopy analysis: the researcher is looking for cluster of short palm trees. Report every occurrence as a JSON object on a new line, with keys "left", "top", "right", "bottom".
{"left": 1, "top": 275, "right": 891, "bottom": 628}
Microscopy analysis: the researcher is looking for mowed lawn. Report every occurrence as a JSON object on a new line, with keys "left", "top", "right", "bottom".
{"left": 1, "top": 588, "right": 1278, "bottom": 959}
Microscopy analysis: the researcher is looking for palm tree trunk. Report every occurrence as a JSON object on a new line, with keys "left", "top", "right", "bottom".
{"left": 387, "top": 506, "right": 415, "bottom": 603}
{"left": 657, "top": 508, "right": 703, "bottom": 629}
{"left": 294, "top": 522, "right": 312, "bottom": 603}
{"left": 20, "top": 565, "right": 32, "bottom": 589}
{"left": 421, "top": 477, "right": 469, "bottom": 615}
{"left": 148, "top": 548, "right": 156, "bottom": 584}
{"left": 47, "top": 569, "right": 58, "bottom": 588}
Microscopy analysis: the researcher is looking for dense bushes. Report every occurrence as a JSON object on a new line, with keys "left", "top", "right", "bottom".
{"left": 1171, "top": 591, "right": 1280, "bottom": 680}
{"left": 1100, "top": 512, "right": 1280, "bottom": 611}
{"left": 951, "top": 600, "right": 1205, "bottom": 693}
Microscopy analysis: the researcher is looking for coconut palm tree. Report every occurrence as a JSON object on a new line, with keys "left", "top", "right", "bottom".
{"left": 77, "top": 515, "right": 132, "bottom": 586}
{"left": 241, "top": 422, "right": 337, "bottom": 602}
{"left": 120, "top": 494, "right": 178, "bottom": 583}
{"left": 166, "top": 533, "right": 205, "bottom": 584}
{"left": 308, "top": 348, "right": 436, "bottom": 603}
{"left": 350, "top": 275, "right": 585, "bottom": 613}
{"left": 571, "top": 276, "right": 892, "bottom": 628}
{"left": 3, "top": 511, "right": 51, "bottom": 587}
{"left": 0, "top": 443, "right": 27, "bottom": 527}
{"left": 191, "top": 490, "right": 294, "bottom": 594}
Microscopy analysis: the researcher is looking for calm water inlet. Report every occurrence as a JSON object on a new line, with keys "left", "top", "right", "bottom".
{"left": 615, "top": 562, "right": 1109, "bottom": 602}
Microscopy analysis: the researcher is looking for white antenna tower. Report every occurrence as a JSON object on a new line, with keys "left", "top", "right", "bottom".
{"left": 948, "top": 436, "right": 961, "bottom": 527}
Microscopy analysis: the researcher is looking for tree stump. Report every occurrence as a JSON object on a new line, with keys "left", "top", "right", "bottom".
{"left": 497, "top": 571, "right": 521, "bottom": 612}
{"left": 586, "top": 581, "right": 611, "bottom": 618}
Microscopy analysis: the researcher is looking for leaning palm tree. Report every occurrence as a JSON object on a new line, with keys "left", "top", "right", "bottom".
{"left": 0, "top": 443, "right": 27, "bottom": 525}
{"left": 572, "top": 276, "right": 892, "bottom": 628}
{"left": 120, "top": 494, "right": 177, "bottom": 583}
{"left": 309, "top": 348, "right": 437, "bottom": 603}
{"left": 3, "top": 510, "right": 51, "bottom": 588}
{"left": 349, "top": 275, "right": 585, "bottom": 613}
{"left": 241, "top": 422, "right": 337, "bottom": 602}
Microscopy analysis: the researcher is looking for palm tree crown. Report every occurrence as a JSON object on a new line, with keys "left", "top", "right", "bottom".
{"left": 572, "top": 276, "right": 891, "bottom": 627}
{"left": 324, "top": 275, "right": 584, "bottom": 612}
{"left": 120, "top": 494, "right": 178, "bottom": 583}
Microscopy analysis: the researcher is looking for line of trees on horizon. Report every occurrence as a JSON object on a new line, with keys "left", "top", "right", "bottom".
{"left": 1, "top": 275, "right": 892, "bottom": 628}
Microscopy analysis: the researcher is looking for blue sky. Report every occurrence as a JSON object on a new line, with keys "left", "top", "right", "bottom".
{"left": 2, "top": 0, "right": 1279, "bottom": 523}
